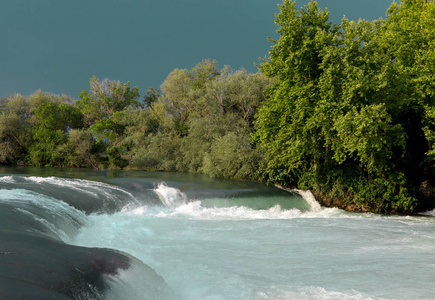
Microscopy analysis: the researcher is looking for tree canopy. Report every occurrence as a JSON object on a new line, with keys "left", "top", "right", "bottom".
{"left": 254, "top": 0, "right": 435, "bottom": 213}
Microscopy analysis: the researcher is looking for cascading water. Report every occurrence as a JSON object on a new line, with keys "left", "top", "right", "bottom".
{"left": 154, "top": 183, "right": 187, "bottom": 207}
{"left": 1, "top": 168, "right": 434, "bottom": 299}
{"left": 292, "top": 189, "right": 322, "bottom": 212}
{"left": 1, "top": 175, "right": 140, "bottom": 213}
{"left": 0, "top": 173, "right": 171, "bottom": 299}
{"left": 0, "top": 188, "right": 87, "bottom": 242}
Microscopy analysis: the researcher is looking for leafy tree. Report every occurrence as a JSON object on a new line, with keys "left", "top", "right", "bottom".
{"left": 255, "top": 0, "right": 338, "bottom": 186}
{"left": 130, "top": 132, "right": 182, "bottom": 172}
{"left": 254, "top": 0, "right": 435, "bottom": 213}
{"left": 203, "top": 131, "right": 262, "bottom": 180}
{"left": 118, "top": 108, "right": 160, "bottom": 155}
{"left": 150, "top": 59, "right": 221, "bottom": 136}
{"left": 0, "top": 112, "right": 31, "bottom": 164}
{"left": 126, "top": 61, "right": 272, "bottom": 179}
{"left": 0, "top": 94, "right": 33, "bottom": 164}
{"left": 0, "top": 92, "right": 78, "bottom": 166}
{"left": 57, "top": 129, "right": 100, "bottom": 168}
{"left": 77, "top": 77, "right": 140, "bottom": 126}
{"left": 143, "top": 87, "right": 161, "bottom": 108}
{"left": 3, "top": 94, "right": 31, "bottom": 117}
{"left": 76, "top": 77, "right": 140, "bottom": 168}
{"left": 29, "top": 99, "right": 83, "bottom": 167}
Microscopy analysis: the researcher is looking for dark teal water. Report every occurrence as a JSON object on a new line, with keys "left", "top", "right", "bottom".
{"left": 1, "top": 0, "right": 393, "bottom": 98}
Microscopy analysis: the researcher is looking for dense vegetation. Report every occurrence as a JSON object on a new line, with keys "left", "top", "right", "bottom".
{"left": 0, "top": 61, "right": 272, "bottom": 180}
{"left": 1, "top": 0, "right": 434, "bottom": 213}
{"left": 254, "top": 0, "right": 435, "bottom": 213}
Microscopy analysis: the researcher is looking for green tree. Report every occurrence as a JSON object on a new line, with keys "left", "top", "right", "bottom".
{"left": 150, "top": 59, "right": 220, "bottom": 136}
{"left": 57, "top": 129, "right": 100, "bottom": 168}
{"left": 29, "top": 100, "right": 83, "bottom": 167}
{"left": 0, "top": 94, "right": 33, "bottom": 164}
{"left": 255, "top": 0, "right": 338, "bottom": 186}
{"left": 254, "top": 0, "right": 435, "bottom": 213}
{"left": 203, "top": 131, "right": 262, "bottom": 180}
{"left": 129, "top": 61, "right": 272, "bottom": 179}
{"left": 76, "top": 77, "right": 140, "bottom": 168}
{"left": 0, "top": 112, "right": 31, "bottom": 164}
{"left": 77, "top": 77, "right": 140, "bottom": 126}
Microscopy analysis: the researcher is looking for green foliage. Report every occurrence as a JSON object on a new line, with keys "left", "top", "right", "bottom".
{"left": 34, "top": 102, "right": 83, "bottom": 132}
{"left": 0, "top": 92, "right": 79, "bottom": 166}
{"left": 333, "top": 104, "right": 405, "bottom": 172}
{"left": 143, "top": 87, "right": 161, "bottom": 108}
{"left": 106, "top": 146, "right": 129, "bottom": 169}
{"left": 130, "top": 133, "right": 182, "bottom": 172}
{"left": 57, "top": 129, "right": 99, "bottom": 168}
{"left": 254, "top": 0, "right": 435, "bottom": 213}
{"left": 28, "top": 96, "right": 83, "bottom": 167}
{"left": 0, "top": 111, "right": 31, "bottom": 164}
{"left": 203, "top": 132, "right": 262, "bottom": 180}
{"left": 75, "top": 77, "right": 142, "bottom": 169}
{"left": 0, "top": 67, "right": 267, "bottom": 178}
{"left": 125, "top": 61, "right": 272, "bottom": 179}
{"left": 29, "top": 127, "right": 67, "bottom": 167}
{"left": 149, "top": 59, "right": 220, "bottom": 136}
{"left": 77, "top": 76, "right": 140, "bottom": 126}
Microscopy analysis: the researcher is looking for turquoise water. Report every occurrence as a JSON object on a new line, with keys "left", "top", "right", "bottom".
{"left": 0, "top": 168, "right": 434, "bottom": 299}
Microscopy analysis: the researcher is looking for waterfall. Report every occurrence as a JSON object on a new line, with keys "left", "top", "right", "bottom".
{"left": 295, "top": 189, "right": 322, "bottom": 212}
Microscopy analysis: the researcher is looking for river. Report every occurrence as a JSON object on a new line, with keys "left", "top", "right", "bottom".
{"left": 0, "top": 167, "right": 434, "bottom": 299}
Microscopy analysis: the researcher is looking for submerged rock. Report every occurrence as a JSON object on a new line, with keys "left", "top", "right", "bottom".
{"left": 0, "top": 230, "right": 130, "bottom": 299}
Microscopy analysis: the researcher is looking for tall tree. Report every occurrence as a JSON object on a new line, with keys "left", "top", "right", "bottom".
{"left": 29, "top": 96, "right": 83, "bottom": 167}
{"left": 77, "top": 77, "right": 140, "bottom": 127}
{"left": 77, "top": 77, "right": 140, "bottom": 168}
{"left": 254, "top": 0, "right": 435, "bottom": 213}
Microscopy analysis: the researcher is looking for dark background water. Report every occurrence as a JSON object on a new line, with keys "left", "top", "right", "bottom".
{"left": 1, "top": 0, "right": 392, "bottom": 98}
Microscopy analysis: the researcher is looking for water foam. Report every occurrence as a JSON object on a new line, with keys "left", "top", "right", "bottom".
{"left": 1, "top": 175, "right": 145, "bottom": 213}
{"left": 420, "top": 209, "right": 435, "bottom": 216}
{"left": 294, "top": 189, "right": 322, "bottom": 212}
{"left": 24, "top": 176, "right": 138, "bottom": 203}
{"left": 274, "top": 185, "right": 323, "bottom": 212}
{"left": 0, "top": 175, "right": 15, "bottom": 183}
{"left": 255, "top": 286, "right": 391, "bottom": 300}
{"left": 148, "top": 183, "right": 340, "bottom": 220}
{"left": 119, "top": 200, "right": 346, "bottom": 220}
{"left": 153, "top": 183, "right": 187, "bottom": 207}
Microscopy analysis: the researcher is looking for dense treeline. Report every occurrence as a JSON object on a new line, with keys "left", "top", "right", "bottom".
{"left": 0, "top": 60, "right": 272, "bottom": 180}
{"left": 1, "top": 0, "right": 434, "bottom": 213}
{"left": 254, "top": 0, "right": 435, "bottom": 213}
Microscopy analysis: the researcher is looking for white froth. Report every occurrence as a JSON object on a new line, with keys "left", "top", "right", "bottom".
{"left": 0, "top": 175, "right": 15, "bottom": 183}
{"left": 153, "top": 183, "right": 187, "bottom": 207}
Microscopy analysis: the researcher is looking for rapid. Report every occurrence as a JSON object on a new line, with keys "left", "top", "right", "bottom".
{"left": 0, "top": 168, "right": 434, "bottom": 299}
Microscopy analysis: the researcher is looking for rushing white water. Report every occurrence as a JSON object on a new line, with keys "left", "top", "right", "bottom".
{"left": 294, "top": 189, "right": 322, "bottom": 212}
{"left": 72, "top": 183, "right": 435, "bottom": 300}
{"left": 420, "top": 209, "right": 435, "bottom": 216}
{"left": 1, "top": 172, "right": 435, "bottom": 299}
{"left": 23, "top": 175, "right": 140, "bottom": 207}
{"left": 154, "top": 183, "right": 187, "bottom": 208}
